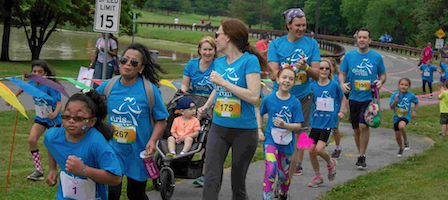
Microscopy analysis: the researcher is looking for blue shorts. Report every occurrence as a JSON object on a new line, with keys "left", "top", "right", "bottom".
{"left": 34, "top": 119, "right": 61, "bottom": 129}
{"left": 349, "top": 100, "right": 371, "bottom": 130}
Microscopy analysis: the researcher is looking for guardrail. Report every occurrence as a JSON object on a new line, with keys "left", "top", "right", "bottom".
{"left": 139, "top": 22, "right": 442, "bottom": 61}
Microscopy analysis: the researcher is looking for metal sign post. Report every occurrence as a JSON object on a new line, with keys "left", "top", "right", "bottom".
{"left": 94, "top": 0, "right": 121, "bottom": 80}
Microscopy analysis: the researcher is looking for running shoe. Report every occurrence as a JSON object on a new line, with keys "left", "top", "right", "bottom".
{"left": 27, "top": 170, "right": 44, "bottom": 181}
{"left": 294, "top": 166, "right": 303, "bottom": 176}
{"left": 327, "top": 158, "right": 337, "bottom": 181}
{"left": 430, "top": 95, "right": 433, "bottom": 99}
{"left": 397, "top": 148, "right": 404, "bottom": 157}
{"left": 279, "top": 193, "right": 288, "bottom": 200}
{"left": 404, "top": 141, "right": 410, "bottom": 150}
{"left": 355, "top": 156, "right": 367, "bottom": 169}
{"left": 193, "top": 175, "right": 204, "bottom": 186}
{"left": 166, "top": 153, "right": 176, "bottom": 157}
{"left": 331, "top": 149, "right": 341, "bottom": 159}
{"left": 308, "top": 176, "right": 324, "bottom": 188}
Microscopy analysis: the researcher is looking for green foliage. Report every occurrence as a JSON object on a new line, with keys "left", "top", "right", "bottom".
{"left": 304, "top": 0, "right": 345, "bottom": 35}
{"left": 414, "top": 0, "right": 448, "bottom": 47}
{"left": 228, "top": 0, "right": 260, "bottom": 27}
{"left": 340, "top": 0, "right": 368, "bottom": 33}
{"left": 267, "top": 0, "right": 305, "bottom": 30}
{"left": 193, "top": 0, "right": 229, "bottom": 20}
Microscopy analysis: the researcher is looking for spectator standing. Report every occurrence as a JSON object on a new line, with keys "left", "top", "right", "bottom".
{"left": 419, "top": 42, "right": 433, "bottom": 66}
{"left": 174, "top": 17, "right": 179, "bottom": 25}
{"left": 89, "top": 33, "right": 118, "bottom": 88}
{"left": 256, "top": 33, "right": 270, "bottom": 61}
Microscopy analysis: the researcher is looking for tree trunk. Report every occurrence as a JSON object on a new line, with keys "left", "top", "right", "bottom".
{"left": 1, "top": 0, "right": 13, "bottom": 61}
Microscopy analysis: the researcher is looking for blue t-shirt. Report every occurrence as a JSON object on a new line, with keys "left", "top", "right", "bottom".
{"left": 441, "top": 63, "right": 448, "bottom": 79}
{"left": 96, "top": 76, "right": 169, "bottom": 181}
{"left": 44, "top": 127, "right": 122, "bottom": 200}
{"left": 390, "top": 91, "right": 418, "bottom": 124}
{"left": 183, "top": 58, "right": 215, "bottom": 96}
{"left": 268, "top": 35, "right": 321, "bottom": 99}
{"left": 419, "top": 64, "right": 438, "bottom": 82}
{"left": 340, "top": 50, "right": 386, "bottom": 102}
{"left": 29, "top": 80, "right": 62, "bottom": 126}
{"left": 310, "top": 80, "right": 344, "bottom": 129}
{"left": 212, "top": 52, "right": 260, "bottom": 129}
{"left": 259, "top": 93, "right": 304, "bottom": 154}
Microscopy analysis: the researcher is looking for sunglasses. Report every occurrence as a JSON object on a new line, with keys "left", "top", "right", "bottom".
{"left": 319, "top": 67, "right": 331, "bottom": 70}
{"left": 215, "top": 32, "right": 223, "bottom": 39}
{"left": 119, "top": 57, "right": 140, "bottom": 67}
{"left": 61, "top": 114, "right": 93, "bottom": 122}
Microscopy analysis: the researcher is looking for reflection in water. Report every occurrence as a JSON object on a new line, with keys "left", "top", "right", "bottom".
{"left": 0, "top": 25, "right": 192, "bottom": 61}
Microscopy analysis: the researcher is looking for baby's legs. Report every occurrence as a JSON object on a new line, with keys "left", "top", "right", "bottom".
{"left": 167, "top": 136, "right": 176, "bottom": 152}
{"left": 182, "top": 136, "right": 194, "bottom": 153}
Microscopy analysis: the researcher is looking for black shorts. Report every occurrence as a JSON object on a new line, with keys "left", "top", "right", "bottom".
{"left": 349, "top": 100, "right": 371, "bottom": 129}
{"left": 344, "top": 93, "right": 349, "bottom": 99}
{"left": 309, "top": 128, "right": 332, "bottom": 144}
{"left": 394, "top": 118, "right": 409, "bottom": 131}
{"left": 35, "top": 119, "right": 61, "bottom": 129}
{"left": 440, "top": 113, "right": 448, "bottom": 124}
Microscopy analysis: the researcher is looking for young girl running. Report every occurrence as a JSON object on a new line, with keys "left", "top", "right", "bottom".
{"left": 328, "top": 57, "right": 345, "bottom": 158}
{"left": 308, "top": 59, "right": 345, "bottom": 187}
{"left": 390, "top": 78, "right": 419, "bottom": 157}
{"left": 44, "top": 89, "right": 122, "bottom": 200}
{"left": 258, "top": 67, "right": 304, "bottom": 200}
{"left": 7, "top": 61, "right": 63, "bottom": 181}
{"left": 437, "top": 80, "right": 448, "bottom": 137}
{"left": 419, "top": 59, "right": 438, "bottom": 98}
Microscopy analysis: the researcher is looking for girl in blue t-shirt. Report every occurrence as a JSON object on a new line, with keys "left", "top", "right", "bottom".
{"left": 259, "top": 67, "right": 304, "bottom": 199}
{"left": 308, "top": 60, "right": 346, "bottom": 188}
{"left": 7, "top": 61, "right": 63, "bottom": 181}
{"left": 181, "top": 36, "right": 217, "bottom": 96}
{"left": 389, "top": 78, "right": 418, "bottom": 157}
{"left": 419, "top": 59, "right": 438, "bottom": 98}
{"left": 45, "top": 89, "right": 122, "bottom": 200}
{"left": 438, "top": 58, "right": 448, "bottom": 83}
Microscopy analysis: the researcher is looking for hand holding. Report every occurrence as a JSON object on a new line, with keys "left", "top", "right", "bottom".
{"left": 145, "top": 140, "right": 156, "bottom": 156}
{"left": 46, "top": 170, "right": 58, "bottom": 187}
{"left": 338, "top": 112, "right": 344, "bottom": 119}
{"left": 258, "top": 129, "right": 265, "bottom": 142}
{"left": 274, "top": 117, "right": 285, "bottom": 127}
{"left": 210, "top": 71, "right": 225, "bottom": 86}
{"left": 374, "top": 80, "right": 383, "bottom": 89}
{"left": 342, "top": 83, "right": 351, "bottom": 94}
{"left": 295, "top": 53, "right": 308, "bottom": 70}
{"left": 65, "top": 155, "right": 85, "bottom": 176}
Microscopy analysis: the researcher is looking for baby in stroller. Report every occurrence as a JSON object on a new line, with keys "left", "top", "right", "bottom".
{"left": 167, "top": 97, "right": 201, "bottom": 157}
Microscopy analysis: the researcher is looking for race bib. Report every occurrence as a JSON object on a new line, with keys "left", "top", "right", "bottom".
{"left": 112, "top": 122, "right": 137, "bottom": 144}
{"left": 294, "top": 71, "right": 307, "bottom": 85}
{"left": 423, "top": 71, "right": 430, "bottom": 77}
{"left": 60, "top": 171, "right": 96, "bottom": 200}
{"left": 395, "top": 108, "right": 408, "bottom": 117}
{"left": 316, "top": 97, "right": 334, "bottom": 112}
{"left": 354, "top": 80, "right": 371, "bottom": 91}
{"left": 271, "top": 127, "right": 293, "bottom": 145}
{"left": 35, "top": 105, "right": 52, "bottom": 119}
{"left": 214, "top": 97, "right": 241, "bottom": 117}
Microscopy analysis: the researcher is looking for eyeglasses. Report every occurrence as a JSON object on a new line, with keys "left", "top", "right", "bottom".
{"left": 61, "top": 114, "right": 93, "bottom": 122}
{"left": 215, "top": 32, "right": 224, "bottom": 39}
{"left": 120, "top": 57, "right": 140, "bottom": 67}
{"left": 319, "top": 67, "right": 331, "bottom": 70}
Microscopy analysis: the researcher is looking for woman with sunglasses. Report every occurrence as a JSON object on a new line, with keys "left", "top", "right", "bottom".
{"left": 96, "top": 43, "right": 169, "bottom": 200}
{"left": 199, "top": 19, "right": 269, "bottom": 199}
{"left": 44, "top": 89, "right": 122, "bottom": 200}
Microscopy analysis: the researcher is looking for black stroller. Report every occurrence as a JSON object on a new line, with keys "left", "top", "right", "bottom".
{"left": 153, "top": 91, "right": 213, "bottom": 200}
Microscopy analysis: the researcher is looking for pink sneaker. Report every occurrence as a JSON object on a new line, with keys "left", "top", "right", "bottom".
{"left": 327, "top": 158, "right": 337, "bottom": 181}
{"left": 308, "top": 176, "right": 324, "bottom": 187}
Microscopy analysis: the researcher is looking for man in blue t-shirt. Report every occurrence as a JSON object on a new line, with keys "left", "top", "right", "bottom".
{"left": 339, "top": 27, "right": 387, "bottom": 169}
{"left": 267, "top": 8, "right": 321, "bottom": 189}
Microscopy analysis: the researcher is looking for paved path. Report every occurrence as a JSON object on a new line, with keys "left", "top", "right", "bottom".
{"left": 146, "top": 123, "right": 433, "bottom": 200}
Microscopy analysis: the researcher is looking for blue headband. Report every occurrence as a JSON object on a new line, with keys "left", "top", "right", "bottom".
{"left": 282, "top": 8, "right": 306, "bottom": 23}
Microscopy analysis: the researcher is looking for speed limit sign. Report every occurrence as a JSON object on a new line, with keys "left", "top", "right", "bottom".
{"left": 94, "top": 0, "right": 121, "bottom": 33}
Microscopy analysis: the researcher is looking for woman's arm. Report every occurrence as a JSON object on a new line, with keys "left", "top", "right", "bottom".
{"left": 108, "top": 48, "right": 118, "bottom": 57}
{"left": 210, "top": 72, "right": 261, "bottom": 105}
{"left": 181, "top": 75, "right": 191, "bottom": 93}
{"left": 146, "top": 119, "right": 167, "bottom": 155}
{"left": 89, "top": 48, "right": 99, "bottom": 69}
{"left": 268, "top": 62, "right": 279, "bottom": 81}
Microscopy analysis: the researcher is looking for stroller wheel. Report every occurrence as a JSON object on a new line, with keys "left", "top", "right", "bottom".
{"left": 160, "top": 169, "right": 175, "bottom": 200}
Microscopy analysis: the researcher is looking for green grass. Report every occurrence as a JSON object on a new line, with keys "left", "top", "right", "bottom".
{"left": 328, "top": 103, "right": 448, "bottom": 200}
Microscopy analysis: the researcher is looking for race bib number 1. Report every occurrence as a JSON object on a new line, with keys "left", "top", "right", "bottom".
{"left": 214, "top": 97, "right": 241, "bottom": 118}
{"left": 112, "top": 122, "right": 137, "bottom": 144}
{"left": 60, "top": 171, "right": 96, "bottom": 200}
{"left": 354, "top": 80, "right": 371, "bottom": 91}
{"left": 316, "top": 97, "right": 334, "bottom": 112}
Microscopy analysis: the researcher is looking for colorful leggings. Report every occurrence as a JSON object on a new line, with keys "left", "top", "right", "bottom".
{"left": 263, "top": 144, "right": 292, "bottom": 200}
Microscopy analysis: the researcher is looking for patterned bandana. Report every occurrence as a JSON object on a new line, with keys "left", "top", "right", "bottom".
{"left": 282, "top": 8, "right": 306, "bottom": 23}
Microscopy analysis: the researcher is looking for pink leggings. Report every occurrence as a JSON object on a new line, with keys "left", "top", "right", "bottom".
{"left": 263, "top": 144, "right": 292, "bottom": 199}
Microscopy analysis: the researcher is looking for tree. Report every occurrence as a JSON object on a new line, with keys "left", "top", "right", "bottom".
{"left": 304, "top": 0, "right": 344, "bottom": 35}
{"left": 194, "top": 0, "right": 229, "bottom": 20}
{"left": 229, "top": 0, "right": 260, "bottom": 27}
{"left": 267, "top": 0, "right": 305, "bottom": 30}
{"left": 14, "top": 0, "right": 133, "bottom": 60}
{"left": 340, "top": 0, "right": 369, "bottom": 34}
{"left": 154, "top": 0, "right": 182, "bottom": 16}
{"left": 0, "top": 0, "right": 16, "bottom": 61}
{"left": 414, "top": 0, "right": 448, "bottom": 47}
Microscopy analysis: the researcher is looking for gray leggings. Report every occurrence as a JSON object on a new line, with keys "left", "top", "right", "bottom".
{"left": 202, "top": 123, "right": 258, "bottom": 200}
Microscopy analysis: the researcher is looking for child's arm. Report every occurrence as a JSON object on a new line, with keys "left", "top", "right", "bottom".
{"left": 257, "top": 110, "right": 266, "bottom": 142}
{"left": 274, "top": 117, "right": 301, "bottom": 131}
{"left": 390, "top": 93, "right": 399, "bottom": 109}
{"left": 46, "top": 152, "right": 58, "bottom": 187}
{"left": 65, "top": 155, "right": 122, "bottom": 186}
{"left": 48, "top": 101, "right": 62, "bottom": 120}
{"left": 338, "top": 95, "right": 347, "bottom": 119}
{"left": 412, "top": 103, "right": 419, "bottom": 118}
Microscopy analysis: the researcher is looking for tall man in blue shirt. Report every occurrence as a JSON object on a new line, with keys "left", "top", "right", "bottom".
{"left": 339, "top": 28, "right": 387, "bottom": 169}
